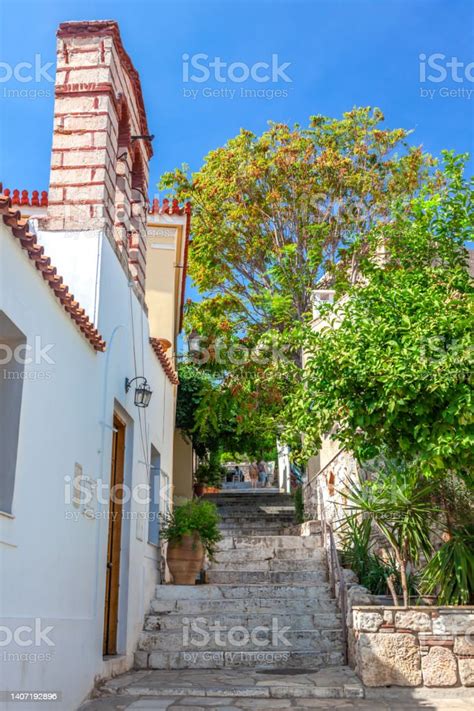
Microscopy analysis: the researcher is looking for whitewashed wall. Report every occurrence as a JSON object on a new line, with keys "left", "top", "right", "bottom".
{"left": 0, "top": 226, "right": 176, "bottom": 710}
{"left": 277, "top": 441, "right": 291, "bottom": 493}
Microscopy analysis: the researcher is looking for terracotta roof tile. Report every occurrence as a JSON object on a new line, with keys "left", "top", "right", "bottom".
{"left": 4, "top": 188, "right": 48, "bottom": 207}
{"left": 0, "top": 193, "right": 106, "bottom": 352}
{"left": 149, "top": 198, "right": 191, "bottom": 216}
{"left": 149, "top": 337, "right": 179, "bottom": 385}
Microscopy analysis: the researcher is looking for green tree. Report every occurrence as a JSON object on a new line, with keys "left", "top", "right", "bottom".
{"left": 176, "top": 363, "right": 275, "bottom": 460}
{"left": 163, "top": 108, "right": 436, "bottom": 441}
{"left": 287, "top": 153, "right": 473, "bottom": 479}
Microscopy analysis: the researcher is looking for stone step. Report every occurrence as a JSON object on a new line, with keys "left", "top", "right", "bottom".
{"left": 150, "top": 595, "right": 339, "bottom": 615}
{"left": 217, "top": 502, "right": 295, "bottom": 516}
{"left": 217, "top": 535, "right": 291, "bottom": 541}
{"left": 218, "top": 517, "right": 295, "bottom": 524}
{"left": 218, "top": 516, "right": 294, "bottom": 524}
{"left": 207, "top": 558, "right": 326, "bottom": 573}
{"left": 216, "top": 506, "right": 295, "bottom": 513}
{"left": 206, "top": 570, "right": 327, "bottom": 584}
{"left": 102, "top": 667, "right": 364, "bottom": 700}
{"left": 137, "top": 627, "right": 344, "bottom": 653}
{"left": 270, "top": 546, "right": 323, "bottom": 559}
{"left": 153, "top": 582, "right": 332, "bottom": 601}
{"left": 218, "top": 527, "right": 292, "bottom": 535}
{"left": 207, "top": 500, "right": 294, "bottom": 508}
{"left": 215, "top": 500, "right": 292, "bottom": 505}
{"left": 218, "top": 524, "right": 292, "bottom": 531}
{"left": 221, "top": 528, "right": 288, "bottom": 536}
{"left": 204, "top": 492, "right": 291, "bottom": 499}
{"left": 218, "top": 530, "right": 291, "bottom": 537}
{"left": 135, "top": 648, "right": 346, "bottom": 670}
{"left": 215, "top": 535, "right": 321, "bottom": 550}
{"left": 212, "top": 547, "right": 324, "bottom": 563}
{"left": 212, "top": 504, "right": 295, "bottom": 513}
{"left": 219, "top": 519, "right": 292, "bottom": 536}
{"left": 144, "top": 611, "right": 342, "bottom": 632}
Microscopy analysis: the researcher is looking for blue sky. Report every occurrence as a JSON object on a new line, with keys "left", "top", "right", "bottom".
{"left": 1, "top": 0, "right": 473, "bottom": 197}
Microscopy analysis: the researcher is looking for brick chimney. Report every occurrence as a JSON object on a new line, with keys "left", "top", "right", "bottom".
{"left": 46, "top": 21, "right": 153, "bottom": 293}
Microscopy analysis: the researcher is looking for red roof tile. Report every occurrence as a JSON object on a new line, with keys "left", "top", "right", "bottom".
{"left": 4, "top": 188, "right": 48, "bottom": 207}
{"left": 149, "top": 337, "right": 179, "bottom": 385}
{"left": 0, "top": 193, "right": 106, "bottom": 352}
{"left": 149, "top": 198, "right": 191, "bottom": 216}
{"left": 2, "top": 186, "right": 191, "bottom": 335}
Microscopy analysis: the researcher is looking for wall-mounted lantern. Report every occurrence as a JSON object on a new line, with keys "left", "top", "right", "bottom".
{"left": 125, "top": 376, "right": 152, "bottom": 408}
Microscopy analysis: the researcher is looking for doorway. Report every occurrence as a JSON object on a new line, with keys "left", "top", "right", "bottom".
{"left": 103, "top": 413, "right": 126, "bottom": 656}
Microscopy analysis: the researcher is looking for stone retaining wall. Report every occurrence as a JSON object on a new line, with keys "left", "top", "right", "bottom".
{"left": 350, "top": 606, "right": 474, "bottom": 688}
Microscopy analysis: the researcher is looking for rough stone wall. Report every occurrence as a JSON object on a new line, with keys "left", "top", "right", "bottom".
{"left": 45, "top": 21, "right": 151, "bottom": 294}
{"left": 304, "top": 449, "right": 358, "bottom": 539}
{"left": 351, "top": 606, "right": 474, "bottom": 688}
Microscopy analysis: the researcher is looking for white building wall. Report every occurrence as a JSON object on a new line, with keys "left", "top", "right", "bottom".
{"left": 277, "top": 441, "right": 291, "bottom": 493}
{"left": 0, "top": 226, "right": 175, "bottom": 710}
{"left": 304, "top": 288, "right": 357, "bottom": 530}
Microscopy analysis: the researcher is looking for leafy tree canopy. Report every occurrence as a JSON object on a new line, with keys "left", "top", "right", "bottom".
{"left": 285, "top": 153, "right": 473, "bottom": 480}
{"left": 176, "top": 363, "right": 275, "bottom": 460}
{"left": 163, "top": 108, "right": 437, "bottom": 449}
{"left": 163, "top": 107, "right": 434, "bottom": 347}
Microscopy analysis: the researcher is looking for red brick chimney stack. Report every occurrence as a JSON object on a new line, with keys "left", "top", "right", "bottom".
{"left": 46, "top": 20, "right": 152, "bottom": 294}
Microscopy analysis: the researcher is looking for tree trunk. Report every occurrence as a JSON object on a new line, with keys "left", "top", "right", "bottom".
{"left": 399, "top": 557, "right": 409, "bottom": 607}
{"left": 386, "top": 573, "right": 399, "bottom": 606}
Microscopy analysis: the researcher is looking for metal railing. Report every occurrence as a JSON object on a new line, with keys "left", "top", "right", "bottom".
{"left": 302, "top": 448, "right": 345, "bottom": 494}
{"left": 297, "top": 452, "right": 349, "bottom": 663}
{"left": 318, "top": 484, "right": 348, "bottom": 665}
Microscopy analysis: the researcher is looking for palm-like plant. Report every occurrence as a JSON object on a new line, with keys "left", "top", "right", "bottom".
{"left": 340, "top": 515, "right": 397, "bottom": 596}
{"left": 342, "top": 462, "right": 438, "bottom": 606}
{"left": 420, "top": 525, "right": 474, "bottom": 605}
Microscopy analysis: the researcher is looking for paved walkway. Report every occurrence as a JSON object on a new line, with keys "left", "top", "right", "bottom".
{"left": 80, "top": 691, "right": 473, "bottom": 710}
{"left": 78, "top": 669, "right": 473, "bottom": 710}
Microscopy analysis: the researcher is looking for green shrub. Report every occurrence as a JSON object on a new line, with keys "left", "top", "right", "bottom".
{"left": 341, "top": 463, "right": 437, "bottom": 605}
{"left": 340, "top": 516, "right": 394, "bottom": 595}
{"left": 293, "top": 486, "right": 305, "bottom": 524}
{"left": 194, "top": 460, "right": 225, "bottom": 488}
{"left": 161, "top": 499, "right": 222, "bottom": 558}
{"left": 420, "top": 525, "right": 474, "bottom": 605}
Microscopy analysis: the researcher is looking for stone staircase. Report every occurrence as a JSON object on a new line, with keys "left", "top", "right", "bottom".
{"left": 134, "top": 490, "right": 346, "bottom": 672}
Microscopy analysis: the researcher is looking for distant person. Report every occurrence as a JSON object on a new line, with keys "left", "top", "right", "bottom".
{"left": 258, "top": 460, "right": 268, "bottom": 487}
{"left": 235, "top": 465, "right": 244, "bottom": 482}
{"left": 249, "top": 462, "right": 258, "bottom": 489}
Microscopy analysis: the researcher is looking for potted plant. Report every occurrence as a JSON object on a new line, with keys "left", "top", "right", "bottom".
{"left": 161, "top": 500, "right": 221, "bottom": 584}
{"left": 193, "top": 456, "right": 225, "bottom": 497}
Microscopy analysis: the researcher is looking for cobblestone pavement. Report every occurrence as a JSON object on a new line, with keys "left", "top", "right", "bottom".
{"left": 79, "top": 691, "right": 473, "bottom": 710}
{"left": 78, "top": 668, "right": 473, "bottom": 711}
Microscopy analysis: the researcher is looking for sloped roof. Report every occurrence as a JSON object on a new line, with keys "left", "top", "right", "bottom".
{"left": 149, "top": 337, "right": 179, "bottom": 385}
{"left": 0, "top": 192, "right": 106, "bottom": 351}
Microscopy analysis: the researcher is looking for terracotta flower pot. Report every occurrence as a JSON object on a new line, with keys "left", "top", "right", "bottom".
{"left": 166, "top": 532, "right": 204, "bottom": 585}
{"left": 193, "top": 483, "right": 205, "bottom": 498}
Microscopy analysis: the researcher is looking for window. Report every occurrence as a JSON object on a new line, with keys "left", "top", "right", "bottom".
{"left": 148, "top": 446, "right": 161, "bottom": 545}
{"left": 0, "top": 311, "right": 26, "bottom": 514}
